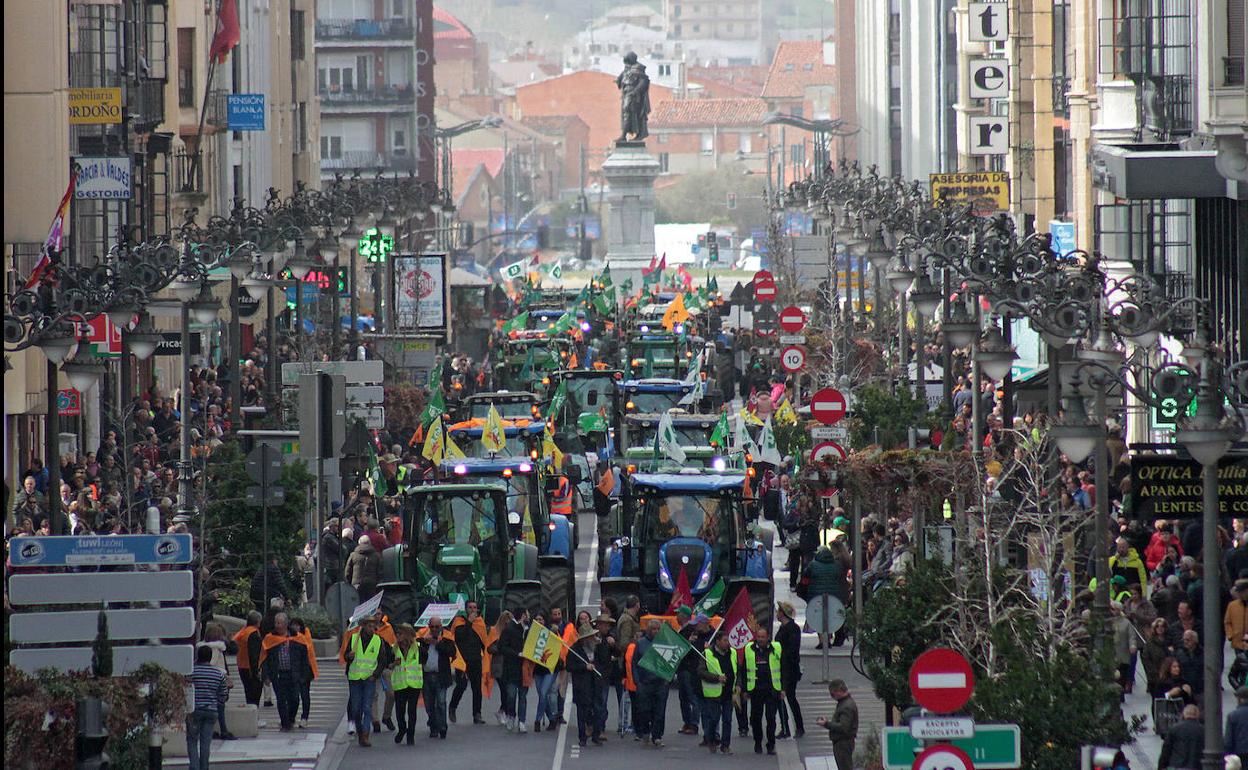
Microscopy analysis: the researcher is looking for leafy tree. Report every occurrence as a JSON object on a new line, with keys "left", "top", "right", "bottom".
{"left": 655, "top": 165, "right": 769, "bottom": 234}
{"left": 202, "top": 441, "right": 314, "bottom": 579}
{"left": 773, "top": 419, "right": 811, "bottom": 463}
{"left": 848, "top": 383, "right": 930, "bottom": 449}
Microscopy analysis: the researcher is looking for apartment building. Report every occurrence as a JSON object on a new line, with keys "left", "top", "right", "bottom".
{"left": 662, "top": 0, "right": 766, "bottom": 65}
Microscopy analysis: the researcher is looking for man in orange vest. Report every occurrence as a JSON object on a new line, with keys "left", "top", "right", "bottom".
{"left": 232, "top": 611, "right": 264, "bottom": 706}
{"left": 450, "top": 600, "right": 490, "bottom": 724}
{"left": 550, "top": 459, "right": 574, "bottom": 518}
{"left": 622, "top": 624, "right": 643, "bottom": 739}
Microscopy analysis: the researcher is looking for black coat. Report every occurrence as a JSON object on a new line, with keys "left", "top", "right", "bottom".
{"left": 1158, "top": 718, "right": 1203, "bottom": 770}
{"left": 774, "top": 618, "right": 802, "bottom": 684}
{"left": 418, "top": 633, "right": 459, "bottom": 687}
{"left": 260, "top": 635, "right": 312, "bottom": 684}
{"left": 567, "top": 639, "right": 608, "bottom": 705}
{"left": 498, "top": 620, "right": 525, "bottom": 685}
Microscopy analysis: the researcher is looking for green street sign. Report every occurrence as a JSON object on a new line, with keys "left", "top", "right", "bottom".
{"left": 358, "top": 227, "right": 394, "bottom": 263}
{"left": 881, "top": 724, "right": 1021, "bottom": 769}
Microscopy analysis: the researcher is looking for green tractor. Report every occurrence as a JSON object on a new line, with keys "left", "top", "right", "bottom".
{"left": 376, "top": 482, "right": 544, "bottom": 626}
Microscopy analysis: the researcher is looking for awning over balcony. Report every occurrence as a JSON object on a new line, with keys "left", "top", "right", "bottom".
{"left": 1091, "top": 143, "right": 1228, "bottom": 199}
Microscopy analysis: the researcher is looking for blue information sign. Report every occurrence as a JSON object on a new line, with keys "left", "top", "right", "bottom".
{"left": 1049, "top": 219, "right": 1076, "bottom": 258}
{"left": 10, "top": 534, "right": 194, "bottom": 566}
{"left": 227, "top": 93, "right": 266, "bottom": 131}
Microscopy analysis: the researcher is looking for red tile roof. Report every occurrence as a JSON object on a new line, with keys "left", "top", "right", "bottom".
{"left": 649, "top": 98, "right": 770, "bottom": 128}
{"left": 687, "top": 65, "right": 770, "bottom": 99}
{"left": 433, "top": 7, "right": 474, "bottom": 40}
{"left": 451, "top": 148, "right": 504, "bottom": 178}
{"left": 761, "top": 41, "right": 836, "bottom": 99}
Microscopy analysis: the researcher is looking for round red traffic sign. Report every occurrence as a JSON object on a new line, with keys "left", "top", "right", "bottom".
{"left": 912, "top": 744, "right": 974, "bottom": 770}
{"left": 753, "top": 270, "right": 774, "bottom": 285}
{"left": 778, "top": 305, "right": 806, "bottom": 333}
{"left": 809, "top": 441, "right": 846, "bottom": 464}
{"left": 809, "top": 388, "right": 847, "bottom": 426}
{"left": 755, "top": 282, "right": 777, "bottom": 302}
{"left": 909, "top": 648, "right": 975, "bottom": 714}
{"left": 780, "top": 345, "right": 806, "bottom": 373}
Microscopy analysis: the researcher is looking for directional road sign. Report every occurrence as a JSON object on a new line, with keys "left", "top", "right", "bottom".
{"left": 780, "top": 345, "right": 806, "bottom": 373}
{"left": 346, "top": 406, "right": 386, "bottom": 428}
{"left": 881, "top": 725, "right": 1020, "bottom": 770}
{"left": 810, "top": 387, "right": 847, "bottom": 426}
{"left": 10, "top": 607, "right": 195, "bottom": 643}
{"left": 779, "top": 305, "right": 807, "bottom": 333}
{"left": 8, "top": 570, "right": 194, "bottom": 605}
{"left": 810, "top": 440, "right": 847, "bottom": 463}
{"left": 281, "top": 359, "right": 383, "bottom": 386}
{"left": 10, "top": 645, "right": 193, "bottom": 675}
{"left": 345, "top": 385, "right": 385, "bottom": 405}
{"left": 913, "top": 744, "right": 975, "bottom": 770}
{"left": 247, "top": 484, "right": 286, "bottom": 506}
{"left": 910, "top": 647, "right": 975, "bottom": 713}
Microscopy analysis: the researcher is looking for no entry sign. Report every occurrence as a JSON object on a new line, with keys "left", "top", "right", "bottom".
{"left": 753, "top": 269, "right": 774, "bottom": 285}
{"left": 909, "top": 648, "right": 975, "bottom": 714}
{"left": 754, "top": 282, "right": 777, "bottom": 302}
{"left": 779, "top": 306, "right": 806, "bottom": 333}
{"left": 780, "top": 345, "right": 806, "bottom": 373}
{"left": 809, "top": 388, "right": 847, "bottom": 426}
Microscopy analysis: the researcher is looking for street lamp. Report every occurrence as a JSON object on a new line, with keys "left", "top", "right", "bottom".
{"left": 910, "top": 270, "right": 943, "bottom": 318}
{"left": 125, "top": 315, "right": 163, "bottom": 361}
{"left": 943, "top": 299, "right": 980, "bottom": 348}
{"left": 61, "top": 355, "right": 106, "bottom": 392}
{"left": 974, "top": 318, "right": 1019, "bottom": 381}
{"left": 35, "top": 323, "right": 79, "bottom": 364}
{"left": 188, "top": 281, "right": 222, "bottom": 325}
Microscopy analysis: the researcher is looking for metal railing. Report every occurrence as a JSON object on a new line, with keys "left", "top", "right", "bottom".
{"left": 320, "top": 150, "right": 417, "bottom": 172}
{"left": 315, "top": 18, "right": 413, "bottom": 40}
{"left": 130, "top": 78, "right": 166, "bottom": 131}
{"left": 174, "top": 150, "right": 204, "bottom": 194}
{"left": 205, "top": 89, "right": 229, "bottom": 128}
{"left": 1052, "top": 76, "right": 1071, "bottom": 118}
{"left": 1226, "top": 56, "right": 1245, "bottom": 86}
{"left": 318, "top": 85, "right": 415, "bottom": 105}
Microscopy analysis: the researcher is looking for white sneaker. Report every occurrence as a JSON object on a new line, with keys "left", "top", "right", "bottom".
{"left": 506, "top": 716, "right": 516, "bottom": 732}
{"left": 347, "top": 724, "right": 356, "bottom": 736}
{"left": 518, "top": 721, "right": 527, "bottom": 734}
{"left": 298, "top": 719, "right": 307, "bottom": 729}
{"left": 495, "top": 710, "right": 506, "bottom": 726}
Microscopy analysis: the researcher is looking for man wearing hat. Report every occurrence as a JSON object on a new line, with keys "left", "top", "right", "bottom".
{"left": 592, "top": 614, "right": 618, "bottom": 739}
{"left": 674, "top": 605, "right": 703, "bottom": 736}
{"left": 566, "top": 621, "right": 605, "bottom": 746}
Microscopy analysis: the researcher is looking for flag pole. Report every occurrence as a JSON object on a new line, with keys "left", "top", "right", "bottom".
{"left": 190, "top": 0, "right": 226, "bottom": 183}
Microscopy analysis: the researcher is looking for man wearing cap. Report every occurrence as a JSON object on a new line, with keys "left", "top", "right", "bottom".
{"left": 697, "top": 629, "right": 737, "bottom": 754}
{"left": 774, "top": 602, "right": 804, "bottom": 738}
{"left": 632, "top": 619, "right": 670, "bottom": 747}
{"left": 418, "top": 616, "right": 458, "bottom": 739}
{"left": 344, "top": 616, "right": 392, "bottom": 747}
{"left": 674, "top": 605, "right": 703, "bottom": 736}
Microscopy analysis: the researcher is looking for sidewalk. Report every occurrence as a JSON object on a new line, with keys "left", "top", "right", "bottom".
{"left": 163, "top": 656, "right": 348, "bottom": 765}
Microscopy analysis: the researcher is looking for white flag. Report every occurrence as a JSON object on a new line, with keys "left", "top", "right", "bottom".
{"left": 500, "top": 258, "right": 527, "bottom": 280}
{"left": 757, "top": 417, "right": 784, "bottom": 466}
{"left": 678, "top": 355, "right": 703, "bottom": 406}
{"left": 657, "top": 410, "right": 687, "bottom": 464}
{"left": 550, "top": 263, "right": 563, "bottom": 280}
{"left": 733, "top": 413, "right": 759, "bottom": 457}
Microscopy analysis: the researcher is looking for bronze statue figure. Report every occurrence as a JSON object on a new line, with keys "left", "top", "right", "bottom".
{"left": 616, "top": 52, "right": 650, "bottom": 142}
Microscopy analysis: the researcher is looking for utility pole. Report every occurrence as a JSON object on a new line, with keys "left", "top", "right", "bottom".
{"left": 579, "top": 143, "right": 589, "bottom": 260}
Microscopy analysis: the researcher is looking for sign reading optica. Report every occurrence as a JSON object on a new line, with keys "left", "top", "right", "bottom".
{"left": 74, "top": 156, "right": 133, "bottom": 200}
{"left": 930, "top": 172, "right": 1010, "bottom": 215}
{"left": 69, "top": 87, "right": 123, "bottom": 124}
{"left": 1130, "top": 455, "right": 1248, "bottom": 519}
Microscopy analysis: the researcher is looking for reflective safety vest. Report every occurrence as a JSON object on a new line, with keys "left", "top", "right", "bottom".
{"left": 702, "top": 648, "right": 737, "bottom": 698}
{"left": 743, "top": 641, "right": 782, "bottom": 693}
{"left": 551, "top": 476, "right": 573, "bottom": 516}
{"left": 391, "top": 642, "right": 423, "bottom": 691}
{"left": 349, "top": 633, "right": 383, "bottom": 680}
{"left": 623, "top": 643, "right": 638, "bottom": 692}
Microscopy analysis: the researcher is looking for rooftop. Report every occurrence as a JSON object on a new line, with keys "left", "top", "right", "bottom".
{"left": 650, "top": 97, "right": 770, "bottom": 128}
{"left": 761, "top": 40, "right": 836, "bottom": 99}
{"left": 433, "top": 7, "right": 474, "bottom": 40}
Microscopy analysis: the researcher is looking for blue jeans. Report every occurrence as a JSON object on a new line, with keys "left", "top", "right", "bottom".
{"left": 186, "top": 709, "right": 216, "bottom": 770}
{"left": 677, "top": 669, "right": 702, "bottom": 730}
{"left": 615, "top": 687, "right": 632, "bottom": 733}
{"left": 505, "top": 681, "right": 529, "bottom": 724}
{"left": 348, "top": 678, "right": 377, "bottom": 733}
{"left": 534, "top": 672, "right": 559, "bottom": 723}
{"left": 701, "top": 698, "right": 732, "bottom": 748}
{"left": 425, "top": 677, "right": 448, "bottom": 735}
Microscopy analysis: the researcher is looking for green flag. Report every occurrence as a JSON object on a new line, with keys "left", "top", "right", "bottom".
{"left": 418, "top": 389, "right": 446, "bottom": 427}
{"left": 367, "top": 444, "right": 388, "bottom": 497}
{"left": 503, "top": 311, "right": 530, "bottom": 333}
{"left": 693, "top": 578, "right": 726, "bottom": 616}
{"left": 429, "top": 362, "right": 444, "bottom": 392}
{"left": 574, "top": 286, "right": 590, "bottom": 308}
{"left": 620, "top": 278, "right": 633, "bottom": 295}
{"left": 519, "top": 347, "right": 536, "bottom": 381}
{"left": 636, "top": 622, "right": 696, "bottom": 682}
{"left": 709, "top": 412, "right": 730, "bottom": 448}
{"left": 592, "top": 292, "right": 611, "bottom": 316}
{"left": 599, "top": 265, "right": 612, "bottom": 287}
{"left": 707, "top": 275, "right": 719, "bottom": 294}
{"left": 547, "top": 379, "right": 568, "bottom": 421}
{"left": 643, "top": 347, "right": 655, "bottom": 378}
{"left": 552, "top": 312, "right": 576, "bottom": 335}
{"left": 415, "top": 560, "right": 444, "bottom": 598}
{"left": 550, "top": 263, "right": 563, "bottom": 281}
{"left": 500, "top": 258, "right": 527, "bottom": 281}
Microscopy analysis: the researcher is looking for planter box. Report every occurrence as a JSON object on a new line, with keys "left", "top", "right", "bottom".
{"left": 214, "top": 614, "right": 245, "bottom": 636}
{"left": 313, "top": 636, "right": 339, "bottom": 658}
{"left": 225, "top": 704, "right": 259, "bottom": 737}
{"left": 159, "top": 726, "right": 189, "bottom": 757}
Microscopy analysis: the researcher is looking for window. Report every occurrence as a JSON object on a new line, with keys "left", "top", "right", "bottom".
{"left": 693, "top": 23, "right": 701, "bottom": 33}
{"left": 320, "top": 135, "right": 342, "bottom": 159}
{"left": 675, "top": 23, "right": 682, "bottom": 36}
{"left": 356, "top": 55, "right": 370, "bottom": 91}
{"left": 726, "top": 192, "right": 737, "bottom": 209}
{"left": 392, "top": 0, "right": 406, "bottom": 16}
{"left": 177, "top": 28, "right": 194, "bottom": 107}
{"left": 789, "top": 104, "right": 804, "bottom": 118}
{"left": 700, "top": 132, "right": 714, "bottom": 154}
{"left": 393, "top": 129, "right": 407, "bottom": 153}
{"left": 674, "top": 4, "right": 681, "bottom": 16}
{"left": 296, "top": 102, "right": 307, "bottom": 153}
{"left": 738, "top": 132, "right": 752, "bottom": 153}
{"left": 790, "top": 143, "right": 805, "bottom": 166}
{"left": 658, "top": 63, "right": 672, "bottom": 76}
{"left": 803, "top": 63, "right": 814, "bottom": 70}
{"left": 785, "top": 63, "right": 795, "bottom": 71}
{"left": 659, "top": 152, "right": 670, "bottom": 173}
{"left": 290, "top": 10, "right": 305, "bottom": 60}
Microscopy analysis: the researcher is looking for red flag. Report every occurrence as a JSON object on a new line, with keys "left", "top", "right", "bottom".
{"left": 718, "top": 587, "right": 757, "bottom": 649}
{"left": 658, "top": 254, "right": 667, "bottom": 271}
{"left": 530, "top": 253, "right": 541, "bottom": 266}
{"left": 23, "top": 169, "right": 78, "bottom": 290}
{"left": 677, "top": 265, "right": 693, "bottom": 290}
{"left": 209, "top": 0, "right": 241, "bottom": 64}
{"left": 667, "top": 567, "right": 693, "bottom": 614}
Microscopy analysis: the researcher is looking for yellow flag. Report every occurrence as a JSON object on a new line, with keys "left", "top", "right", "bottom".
{"left": 520, "top": 620, "right": 563, "bottom": 672}
{"left": 738, "top": 406, "right": 763, "bottom": 426}
{"left": 661, "top": 293, "right": 689, "bottom": 331}
{"left": 422, "top": 419, "right": 446, "bottom": 462}
{"left": 775, "top": 399, "right": 797, "bottom": 425}
{"left": 543, "top": 427, "right": 564, "bottom": 471}
{"left": 445, "top": 431, "right": 465, "bottom": 459}
{"left": 482, "top": 405, "right": 507, "bottom": 454}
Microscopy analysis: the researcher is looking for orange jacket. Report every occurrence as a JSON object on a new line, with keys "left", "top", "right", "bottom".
{"left": 233, "top": 625, "right": 260, "bottom": 670}
{"left": 551, "top": 476, "right": 573, "bottom": 516}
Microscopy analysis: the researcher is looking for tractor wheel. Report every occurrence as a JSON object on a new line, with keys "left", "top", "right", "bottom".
{"left": 539, "top": 562, "right": 575, "bottom": 622}
{"left": 599, "top": 577, "right": 641, "bottom": 619}
{"left": 502, "top": 579, "right": 543, "bottom": 619}
{"left": 377, "top": 582, "right": 419, "bottom": 626}
{"left": 760, "top": 526, "right": 774, "bottom": 556}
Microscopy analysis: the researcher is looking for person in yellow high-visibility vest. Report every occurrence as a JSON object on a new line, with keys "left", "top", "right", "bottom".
{"left": 743, "top": 626, "right": 782, "bottom": 755}
{"left": 389, "top": 624, "right": 423, "bottom": 746}
{"left": 344, "top": 616, "right": 392, "bottom": 748}
{"left": 697, "top": 631, "right": 739, "bottom": 753}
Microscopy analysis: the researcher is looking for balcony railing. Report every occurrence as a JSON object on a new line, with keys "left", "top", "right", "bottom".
{"left": 321, "top": 150, "right": 416, "bottom": 172}
{"left": 205, "top": 89, "right": 229, "bottom": 128}
{"left": 174, "top": 150, "right": 204, "bottom": 195}
{"left": 1052, "top": 75, "right": 1071, "bottom": 118}
{"left": 318, "top": 84, "right": 415, "bottom": 105}
{"left": 1226, "top": 56, "right": 1245, "bottom": 87}
{"left": 315, "top": 18, "right": 413, "bottom": 41}
{"left": 130, "top": 77, "right": 166, "bottom": 131}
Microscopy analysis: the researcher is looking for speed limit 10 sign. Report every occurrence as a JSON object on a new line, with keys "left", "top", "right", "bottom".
{"left": 780, "top": 345, "right": 806, "bottom": 373}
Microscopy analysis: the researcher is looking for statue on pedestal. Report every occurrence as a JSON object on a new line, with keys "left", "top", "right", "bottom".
{"left": 615, "top": 52, "right": 650, "bottom": 142}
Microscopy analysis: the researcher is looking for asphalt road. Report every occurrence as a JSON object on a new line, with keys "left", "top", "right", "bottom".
{"left": 329, "top": 511, "right": 785, "bottom": 770}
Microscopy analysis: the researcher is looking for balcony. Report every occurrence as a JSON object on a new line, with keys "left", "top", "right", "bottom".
{"left": 174, "top": 150, "right": 205, "bottom": 196}
{"left": 315, "top": 18, "right": 413, "bottom": 42}
{"left": 318, "top": 84, "right": 415, "bottom": 110}
{"left": 129, "top": 78, "right": 166, "bottom": 132}
{"left": 205, "top": 89, "right": 229, "bottom": 128}
{"left": 321, "top": 150, "right": 416, "bottom": 173}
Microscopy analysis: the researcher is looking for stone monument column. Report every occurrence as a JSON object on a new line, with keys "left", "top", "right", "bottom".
{"left": 602, "top": 140, "right": 661, "bottom": 289}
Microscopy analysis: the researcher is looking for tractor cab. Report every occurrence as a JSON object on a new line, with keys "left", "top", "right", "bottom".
{"left": 496, "top": 336, "right": 576, "bottom": 392}
{"left": 460, "top": 391, "right": 542, "bottom": 422}
{"left": 549, "top": 368, "right": 624, "bottom": 455}
{"left": 446, "top": 418, "right": 545, "bottom": 458}
{"left": 623, "top": 332, "right": 688, "bottom": 379}
{"left": 618, "top": 377, "right": 698, "bottom": 417}
{"left": 621, "top": 412, "right": 728, "bottom": 471}
{"left": 599, "top": 471, "right": 774, "bottom": 632}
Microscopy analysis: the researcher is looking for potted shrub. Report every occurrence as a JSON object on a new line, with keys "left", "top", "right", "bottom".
{"left": 288, "top": 603, "right": 338, "bottom": 658}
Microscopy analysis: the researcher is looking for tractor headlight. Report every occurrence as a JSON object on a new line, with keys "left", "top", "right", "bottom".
{"left": 453, "top": 464, "right": 468, "bottom": 475}
{"left": 711, "top": 457, "right": 726, "bottom": 472}
{"left": 694, "top": 561, "right": 713, "bottom": 591}
{"left": 658, "top": 561, "right": 673, "bottom": 591}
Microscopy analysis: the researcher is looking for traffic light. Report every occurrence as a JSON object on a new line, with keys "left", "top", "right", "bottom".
{"left": 707, "top": 231, "right": 719, "bottom": 263}
{"left": 336, "top": 266, "right": 350, "bottom": 296}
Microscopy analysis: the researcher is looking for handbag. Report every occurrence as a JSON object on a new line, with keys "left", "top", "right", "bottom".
{"left": 796, "top": 574, "right": 812, "bottom": 602}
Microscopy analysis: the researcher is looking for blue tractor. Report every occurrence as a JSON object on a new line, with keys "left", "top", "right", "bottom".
{"left": 599, "top": 470, "right": 775, "bottom": 633}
